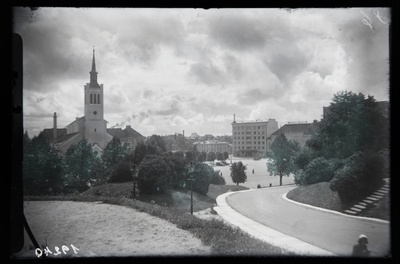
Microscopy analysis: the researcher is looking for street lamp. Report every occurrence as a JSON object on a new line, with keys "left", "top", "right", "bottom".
{"left": 187, "top": 161, "right": 195, "bottom": 215}
{"left": 131, "top": 164, "right": 137, "bottom": 199}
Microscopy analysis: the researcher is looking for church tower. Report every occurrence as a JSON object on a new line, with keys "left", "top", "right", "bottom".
{"left": 84, "top": 49, "right": 108, "bottom": 149}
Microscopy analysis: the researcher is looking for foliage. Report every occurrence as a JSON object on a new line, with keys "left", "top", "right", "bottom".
{"left": 223, "top": 151, "right": 229, "bottom": 160}
{"left": 185, "top": 151, "right": 195, "bottom": 163}
{"left": 294, "top": 157, "right": 342, "bottom": 186}
{"left": 63, "top": 138, "right": 102, "bottom": 193}
{"left": 147, "top": 134, "right": 167, "bottom": 153}
{"left": 23, "top": 135, "right": 64, "bottom": 195}
{"left": 211, "top": 170, "right": 226, "bottom": 185}
{"left": 108, "top": 161, "right": 134, "bottom": 183}
{"left": 207, "top": 151, "right": 216, "bottom": 162}
{"left": 137, "top": 155, "right": 171, "bottom": 194}
{"left": 266, "top": 134, "right": 299, "bottom": 186}
{"left": 187, "top": 162, "right": 214, "bottom": 194}
{"left": 162, "top": 152, "right": 188, "bottom": 188}
{"left": 197, "top": 152, "right": 206, "bottom": 162}
{"left": 230, "top": 161, "right": 247, "bottom": 186}
{"left": 102, "top": 137, "right": 129, "bottom": 170}
{"left": 216, "top": 152, "right": 223, "bottom": 161}
{"left": 307, "top": 91, "right": 389, "bottom": 159}
{"left": 330, "top": 151, "right": 384, "bottom": 204}
{"left": 293, "top": 147, "right": 314, "bottom": 172}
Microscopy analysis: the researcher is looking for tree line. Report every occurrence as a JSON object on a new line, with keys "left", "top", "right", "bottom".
{"left": 23, "top": 134, "right": 226, "bottom": 196}
{"left": 266, "top": 91, "right": 389, "bottom": 205}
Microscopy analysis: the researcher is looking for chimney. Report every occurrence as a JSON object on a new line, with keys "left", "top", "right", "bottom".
{"left": 53, "top": 112, "right": 57, "bottom": 143}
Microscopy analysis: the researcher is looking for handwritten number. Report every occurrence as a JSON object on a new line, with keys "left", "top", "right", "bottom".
{"left": 54, "top": 246, "right": 62, "bottom": 255}
{"left": 35, "top": 248, "right": 43, "bottom": 258}
{"left": 71, "top": 244, "right": 80, "bottom": 254}
{"left": 62, "top": 245, "right": 70, "bottom": 254}
{"left": 44, "top": 246, "right": 53, "bottom": 256}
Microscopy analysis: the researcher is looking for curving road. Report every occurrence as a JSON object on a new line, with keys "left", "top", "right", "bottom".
{"left": 226, "top": 186, "right": 390, "bottom": 257}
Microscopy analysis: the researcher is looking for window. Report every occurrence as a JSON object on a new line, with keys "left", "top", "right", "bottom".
{"left": 97, "top": 94, "right": 100, "bottom": 104}
{"left": 90, "top": 94, "right": 93, "bottom": 104}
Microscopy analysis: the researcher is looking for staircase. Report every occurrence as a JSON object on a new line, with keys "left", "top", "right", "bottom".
{"left": 344, "top": 178, "right": 390, "bottom": 216}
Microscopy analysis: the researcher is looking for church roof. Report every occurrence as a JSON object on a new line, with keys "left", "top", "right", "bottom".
{"left": 107, "top": 125, "right": 145, "bottom": 139}
{"left": 39, "top": 128, "right": 67, "bottom": 142}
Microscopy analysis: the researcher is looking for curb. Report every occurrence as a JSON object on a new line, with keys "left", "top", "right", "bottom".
{"left": 214, "top": 190, "right": 336, "bottom": 256}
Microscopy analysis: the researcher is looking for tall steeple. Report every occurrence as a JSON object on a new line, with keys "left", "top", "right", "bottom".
{"left": 89, "top": 48, "right": 100, "bottom": 88}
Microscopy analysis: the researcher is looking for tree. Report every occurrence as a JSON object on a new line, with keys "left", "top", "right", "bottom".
{"left": 147, "top": 134, "right": 167, "bottom": 153}
{"left": 308, "top": 91, "right": 389, "bottom": 159}
{"left": 188, "top": 162, "right": 214, "bottom": 194}
{"left": 23, "top": 135, "right": 64, "bottom": 195}
{"left": 230, "top": 161, "right": 247, "bottom": 186}
{"left": 294, "top": 157, "right": 342, "bottom": 186}
{"left": 330, "top": 151, "right": 384, "bottom": 204}
{"left": 162, "top": 152, "right": 188, "bottom": 188}
{"left": 102, "top": 137, "right": 129, "bottom": 171}
{"left": 212, "top": 170, "right": 226, "bottom": 185}
{"left": 207, "top": 151, "right": 216, "bottom": 162}
{"left": 185, "top": 151, "right": 195, "bottom": 163}
{"left": 137, "top": 155, "right": 171, "bottom": 194}
{"left": 223, "top": 151, "right": 229, "bottom": 160}
{"left": 130, "top": 141, "right": 149, "bottom": 165}
{"left": 108, "top": 161, "right": 133, "bottom": 183}
{"left": 63, "top": 138, "right": 101, "bottom": 193}
{"left": 197, "top": 152, "right": 206, "bottom": 162}
{"left": 266, "top": 134, "right": 299, "bottom": 186}
{"left": 216, "top": 152, "right": 223, "bottom": 161}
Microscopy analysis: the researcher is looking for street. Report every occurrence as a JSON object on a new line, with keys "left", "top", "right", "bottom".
{"left": 226, "top": 186, "right": 390, "bottom": 257}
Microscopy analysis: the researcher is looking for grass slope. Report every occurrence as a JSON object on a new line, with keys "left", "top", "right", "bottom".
{"left": 287, "top": 182, "right": 390, "bottom": 221}
{"left": 81, "top": 182, "right": 248, "bottom": 213}
{"left": 26, "top": 181, "right": 287, "bottom": 256}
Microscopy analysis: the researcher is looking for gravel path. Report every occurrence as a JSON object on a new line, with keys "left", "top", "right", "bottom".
{"left": 15, "top": 201, "right": 211, "bottom": 258}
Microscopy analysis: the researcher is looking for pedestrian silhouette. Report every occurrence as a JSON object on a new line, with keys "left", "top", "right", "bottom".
{"left": 252, "top": 169, "right": 254, "bottom": 174}
{"left": 352, "top": 234, "right": 370, "bottom": 257}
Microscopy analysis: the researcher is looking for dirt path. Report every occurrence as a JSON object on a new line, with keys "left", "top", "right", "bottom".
{"left": 15, "top": 201, "right": 211, "bottom": 258}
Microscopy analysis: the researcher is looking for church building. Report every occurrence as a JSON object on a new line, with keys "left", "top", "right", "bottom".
{"left": 39, "top": 49, "right": 145, "bottom": 154}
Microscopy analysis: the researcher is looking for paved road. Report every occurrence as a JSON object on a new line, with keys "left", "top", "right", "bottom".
{"left": 226, "top": 186, "right": 390, "bottom": 257}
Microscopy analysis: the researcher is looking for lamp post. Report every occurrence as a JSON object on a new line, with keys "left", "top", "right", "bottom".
{"left": 131, "top": 164, "right": 137, "bottom": 199}
{"left": 187, "top": 161, "right": 195, "bottom": 215}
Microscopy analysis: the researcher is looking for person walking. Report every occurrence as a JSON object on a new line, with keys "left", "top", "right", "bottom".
{"left": 352, "top": 234, "right": 371, "bottom": 257}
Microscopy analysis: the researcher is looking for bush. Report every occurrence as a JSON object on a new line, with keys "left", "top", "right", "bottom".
{"left": 211, "top": 170, "right": 226, "bottom": 185}
{"left": 137, "top": 155, "right": 171, "bottom": 194}
{"left": 330, "top": 151, "right": 384, "bottom": 204}
{"left": 108, "top": 161, "right": 133, "bottom": 183}
{"left": 188, "top": 163, "right": 214, "bottom": 194}
{"left": 294, "top": 157, "right": 342, "bottom": 186}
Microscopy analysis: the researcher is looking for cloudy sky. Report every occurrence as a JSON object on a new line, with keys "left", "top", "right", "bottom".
{"left": 13, "top": 7, "right": 390, "bottom": 138}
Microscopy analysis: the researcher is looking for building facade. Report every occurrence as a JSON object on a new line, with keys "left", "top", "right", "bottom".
{"left": 267, "top": 120, "right": 319, "bottom": 149}
{"left": 232, "top": 117, "right": 279, "bottom": 157}
{"left": 194, "top": 140, "right": 232, "bottom": 155}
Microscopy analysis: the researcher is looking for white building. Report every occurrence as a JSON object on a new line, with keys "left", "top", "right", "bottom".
{"left": 232, "top": 116, "right": 279, "bottom": 157}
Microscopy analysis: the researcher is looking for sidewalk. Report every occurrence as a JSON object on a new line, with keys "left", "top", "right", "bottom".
{"left": 214, "top": 189, "right": 336, "bottom": 256}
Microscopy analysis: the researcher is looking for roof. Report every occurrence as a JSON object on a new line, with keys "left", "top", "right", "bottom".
{"left": 39, "top": 128, "right": 67, "bottom": 142}
{"left": 107, "top": 125, "right": 145, "bottom": 140}
{"left": 271, "top": 122, "right": 319, "bottom": 136}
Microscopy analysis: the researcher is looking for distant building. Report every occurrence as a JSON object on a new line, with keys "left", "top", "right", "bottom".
{"left": 232, "top": 115, "right": 279, "bottom": 157}
{"left": 194, "top": 140, "right": 232, "bottom": 154}
{"left": 38, "top": 49, "right": 144, "bottom": 155}
{"left": 267, "top": 120, "right": 319, "bottom": 148}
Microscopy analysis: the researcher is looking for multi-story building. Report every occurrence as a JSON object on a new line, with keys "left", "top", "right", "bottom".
{"left": 232, "top": 117, "right": 279, "bottom": 157}
{"left": 194, "top": 140, "right": 232, "bottom": 155}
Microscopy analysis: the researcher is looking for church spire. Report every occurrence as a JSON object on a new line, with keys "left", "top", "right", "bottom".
{"left": 89, "top": 48, "right": 100, "bottom": 88}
